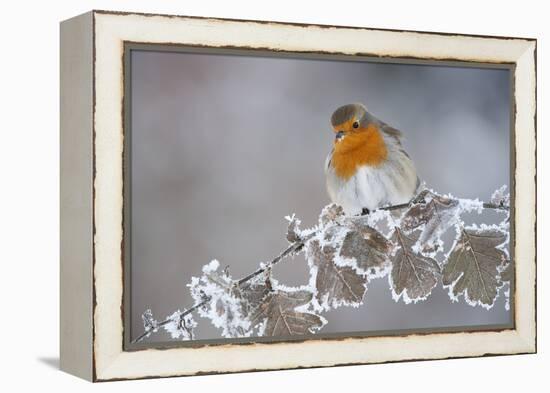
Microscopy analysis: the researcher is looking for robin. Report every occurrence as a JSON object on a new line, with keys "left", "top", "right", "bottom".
{"left": 325, "top": 103, "right": 419, "bottom": 215}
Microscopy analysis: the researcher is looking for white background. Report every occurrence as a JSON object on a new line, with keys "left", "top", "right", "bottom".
{"left": 0, "top": 0, "right": 545, "bottom": 391}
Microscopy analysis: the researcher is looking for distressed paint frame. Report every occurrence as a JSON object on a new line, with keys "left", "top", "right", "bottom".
{"left": 60, "top": 10, "right": 536, "bottom": 382}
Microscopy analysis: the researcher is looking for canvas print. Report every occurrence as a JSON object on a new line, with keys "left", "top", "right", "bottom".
{"left": 126, "top": 47, "right": 512, "bottom": 346}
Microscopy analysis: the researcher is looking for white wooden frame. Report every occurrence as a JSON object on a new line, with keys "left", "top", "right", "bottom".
{"left": 60, "top": 10, "right": 536, "bottom": 381}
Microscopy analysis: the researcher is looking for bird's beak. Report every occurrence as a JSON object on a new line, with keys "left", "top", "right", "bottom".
{"left": 335, "top": 131, "right": 345, "bottom": 141}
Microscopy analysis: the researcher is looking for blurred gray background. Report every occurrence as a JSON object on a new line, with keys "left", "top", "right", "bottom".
{"left": 130, "top": 49, "right": 511, "bottom": 343}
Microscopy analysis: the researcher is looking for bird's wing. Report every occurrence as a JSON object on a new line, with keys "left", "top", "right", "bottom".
{"left": 324, "top": 149, "right": 334, "bottom": 173}
{"left": 379, "top": 122, "right": 403, "bottom": 143}
{"left": 367, "top": 111, "right": 403, "bottom": 144}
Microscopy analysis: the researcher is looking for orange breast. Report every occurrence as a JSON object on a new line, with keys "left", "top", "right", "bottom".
{"left": 331, "top": 124, "right": 388, "bottom": 180}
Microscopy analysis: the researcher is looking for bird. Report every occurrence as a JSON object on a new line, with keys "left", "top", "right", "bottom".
{"left": 325, "top": 103, "right": 418, "bottom": 216}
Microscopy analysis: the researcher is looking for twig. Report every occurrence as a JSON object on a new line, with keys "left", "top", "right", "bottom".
{"left": 482, "top": 202, "right": 510, "bottom": 210}
{"left": 132, "top": 313, "right": 191, "bottom": 344}
{"left": 237, "top": 233, "right": 314, "bottom": 285}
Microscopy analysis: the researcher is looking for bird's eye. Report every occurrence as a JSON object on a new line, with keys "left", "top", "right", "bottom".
{"left": 352, "top": 121, "right": 359, "bottom": 129}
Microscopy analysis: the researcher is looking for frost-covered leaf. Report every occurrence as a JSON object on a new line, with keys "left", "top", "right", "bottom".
{"left": 307, "top": 239, "right": 367, "bottom": 309}
{"left": 358, "top": 208, "right": 395, "bottom": 237}
{"left": 390, "top": 229, "right": 441, "bottom": 302}
{"left": 339, "top": 222, "right": 393, "bottom": 274}
{"left": 237, "top": 277, "right": 271, "bottom": 315}
{"left": 499, "top": 262, "right": 513, "bottom": 311}
{"left": 163, "top": 310, "right": 197, "bottom": 340}
{"left": 491, "top": 185, "right": 510, "bottom": 207}
{"left": 141, "top": 309, "right": 158, "bottom": 333}
{"left": 500, "top": 262, "right": 513, "bottom": 282}
{"left": 286, "top": 214, "right": 302, "bottom": 243}
{"left": 443, "top": 227, "right": 508, "bottom": 308}
{"left": 401, "top": 191, "right": 460, "bottom": 252}
{"left": 188, "top": 260, "right": 264, "bottom": 338}
{"left": 320, "top": 203, "right": 345, "bottom": 226}
{"left": 250, "top": 289, "right": 324, "bottom": 336}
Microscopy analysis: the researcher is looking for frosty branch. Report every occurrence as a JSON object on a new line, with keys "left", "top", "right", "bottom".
{"left": 133, "top": 186, "right": 511, "bottom": 343}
